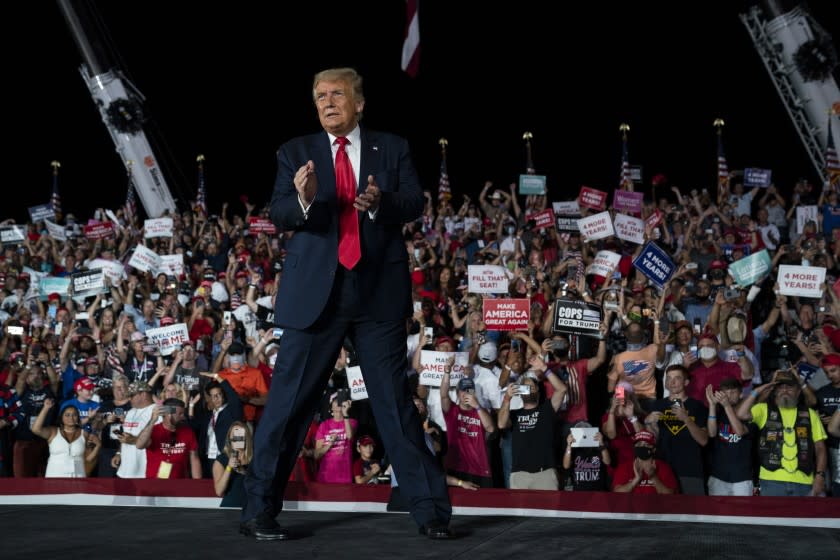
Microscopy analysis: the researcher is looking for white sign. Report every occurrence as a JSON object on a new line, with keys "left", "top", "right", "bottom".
{"left": 796, "top": 206, "right": 818, "bottom": 234}
{"left": 44, "top": 220, "right": 67, "bottom": 241}
{"left": 128, "top": 244, "right": 162, "bottom": 273}
{"left": 467, "top": 265, "right": 509, "bottom": 294}
{"left": 418, "top": 351, "right": 470, "bottom": 387}
{"left": 0, "top": 225, "right": 26, "bottom": 244}
{"left": 144, "top": 217, "right": 174, "bottom": 238}
{"left": 577, "top": 211, "right": 615, "bottom": 241}
{"left": 157, "top": 254, "right": 184, "bottom": 277}
{"left": 552, "top": 200, "right": 580, "bottom": 216}
{"left": 87, "top": 258, "right": 126, "bottom": 285}
{"left": 613, "top": 213, "right": 645, "bottom": 244}
{"left": 346, "top": 366, "right": 368, "bottom": 401}
{"left": 145, "top": 323, "right": 190, "bottom": 356}
{"left": 777, "top": 265, "right": 825, "bottom": 298}
{"left": 587, "top": 250, "right": 622, "bottom": 277}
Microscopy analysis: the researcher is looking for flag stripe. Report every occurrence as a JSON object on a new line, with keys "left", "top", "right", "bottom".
{"left": 401, "top": 0, "right": 420, "bottom": 77}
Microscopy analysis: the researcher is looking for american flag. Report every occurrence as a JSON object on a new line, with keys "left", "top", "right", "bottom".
{"left": 438, "top": 141, "right": 451, "bottom": 201}
{"left": 401, "top": 0, "right": 420, "bottom": 77}
{"left": 196, "top": 155, "right": 207, "bottom": 215}
{"left": 717, "top": 132, "right": 729, "bottom": 191}
{"left": 619, "top": 135, "right": 633, "bottom": 190}
{"left": 50, "top": 160, "right": 61, "bottom": 220}
{"left": 826, "top": 120, "right": 840, "bottom": 190}
{"left": 125, "top": 167, "right": 138, "bottom": 224}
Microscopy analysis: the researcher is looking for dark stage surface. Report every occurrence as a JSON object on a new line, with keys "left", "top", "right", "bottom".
{"left": 5, "top": 505, "right": 838, "bottom": 559}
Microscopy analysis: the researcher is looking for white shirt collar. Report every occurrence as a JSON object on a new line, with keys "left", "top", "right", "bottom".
{"left": 327, "top": 125, "right": 361, "bottom": 148}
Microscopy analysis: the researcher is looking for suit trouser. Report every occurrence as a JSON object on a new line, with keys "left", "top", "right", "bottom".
{"left": 242, "top": 267, "right": 451, "bottom": 527}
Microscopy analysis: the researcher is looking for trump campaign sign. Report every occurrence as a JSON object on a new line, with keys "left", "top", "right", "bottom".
{"left": 552, "top": 298, "right": 602, "bottom": 337}
{"left": 419, "top": 351, "right": 470, "bottom": 387}
{"left": 526, "top": 208, "right": 556, "bottom": 229}
{"left": 346, "top": 366, "right": 368, "bottom": 401}
{"left": 777, "top": 265, "right": 825, "bottom": 298}
{"left": 577, "top": 211, "right": 614, "bottom": 241}
{"left": 632, "top": 242, "right": 675, "bottom": 289}
{"left": 468, "top": 265, "right": 509, "bottom": 294}
{"left": 578, "top": 186, "right": 608, "bottom": 211}
{"left": 483, "top": 299, "right": 529, "bottom": 331}
{"left": 145, "top": 323, "right": 190, "bottom": 356}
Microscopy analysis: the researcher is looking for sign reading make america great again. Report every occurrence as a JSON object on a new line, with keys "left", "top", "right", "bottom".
{"left": 551, "top": 298, "right": 602, "bottom": 337}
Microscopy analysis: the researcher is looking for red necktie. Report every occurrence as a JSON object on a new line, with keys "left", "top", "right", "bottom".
{"left": 335, "top": 137, "right": 361, "bottom": 269}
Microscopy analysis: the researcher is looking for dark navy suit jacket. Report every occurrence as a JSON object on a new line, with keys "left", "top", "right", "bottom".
{"left": 270, "top": 127, "right": 424, "bottom": 328}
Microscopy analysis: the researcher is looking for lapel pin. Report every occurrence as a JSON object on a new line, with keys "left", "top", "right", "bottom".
{"left": 372, "top": 146, "right": 378, "bottom": 151}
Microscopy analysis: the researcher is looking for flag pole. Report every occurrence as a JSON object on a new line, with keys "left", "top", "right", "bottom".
{"left": 522, "top": 131, "right": 535, "bottom": 175}
{"left": 437, "top": 138, "right": 451, "bottom": 204}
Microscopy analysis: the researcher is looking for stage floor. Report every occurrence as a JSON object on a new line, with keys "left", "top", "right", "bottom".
{"left": 4, "top": 505, "right": 838, "bottom": 559}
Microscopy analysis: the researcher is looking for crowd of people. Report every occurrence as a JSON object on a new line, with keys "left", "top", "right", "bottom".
{"left": 1, "top": 172, "right": 839, "bottom": 500}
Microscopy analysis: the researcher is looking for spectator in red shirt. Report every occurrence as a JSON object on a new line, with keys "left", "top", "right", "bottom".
{"left": 136, "top": 398, "right": 201, "bottom": 479}
{"left": 440, "top": 371, "right": 495, "bottom": 487}
{"left": 611, "top": 430, "right": 678, "bottom": 494}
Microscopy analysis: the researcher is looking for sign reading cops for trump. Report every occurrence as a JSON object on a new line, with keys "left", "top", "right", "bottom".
{"left": 728, "top": 250, "right": 771, "bottom": 287}
{"left": 632, "top": 242, "right": 675, "bottom": 288}
{"left": 0, "top": 225, "right": 26, "bottom": 244}
{"left": 72, "top": 269, "right": 105, "bottom": 296}
{"left": 744, "top": 167, "right": 772, "bottom": 188}
{"left": 552, "top": 298, "right": 602, "bottom": 337}
{"left": 519, "top": 174, "right": 546, "bottom": 195}
{"left": 346, "top": 366, "right": 368, "bottom": 401}
{"left": 555, "top": 216, "right": 580, "bottom": 232}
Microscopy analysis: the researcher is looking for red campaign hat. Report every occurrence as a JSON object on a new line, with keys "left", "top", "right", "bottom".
{"left": 358, "top": 435, "right": 375, "bottom": 447}
{"left": 235, "top": 271, "right": 248, "bottom": 279}
{"left": 84, "top": 357, "right": 99, "bottom": 367}
{"left": 821, "top": 353, "right": 840, "bottom": 367}
{"left": 74, "top": 377, "right": 95, "bottom": 393}
{"left": 200, "top": 280, "right": 213, "bottom": 289}
{"left": 411, "top": 269, "right": 425, "bottom": 286}
{"left": 435, "top": 335, "right": 455, "bottom": 348}
{"left": 709, "top": 260, "right": 728, "bottom": 270}
{"left": 698, "top": 331, "right": 718, "bottom": 344}
{"left": 632, "top": 430, "right": 656, "bottom": 446}
{"left": 160, "top": 316, "right": 175, "bottom": 326}
{"left": 48, "top": 292, "right": 61, "bottom": 303}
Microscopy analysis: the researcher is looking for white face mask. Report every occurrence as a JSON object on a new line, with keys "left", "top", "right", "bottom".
{"left": 698, "top": 347, "right": 717, "bottom": 361}
{"left": 268, "top": 353, "right": 277, "bottom": 368}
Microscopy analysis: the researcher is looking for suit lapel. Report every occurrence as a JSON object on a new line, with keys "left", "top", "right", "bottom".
{"left": 313, "top": 132, "right": 336, "bottom": 202}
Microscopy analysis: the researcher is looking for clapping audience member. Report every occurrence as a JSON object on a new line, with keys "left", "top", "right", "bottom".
{"left": 704, "top": 379, "right": 753, "bottom": 496}
{"left": 353, "top": 435, "right": 383, "bottom": 484}
{"left": 612, "top": 430, "right": 678, "bottom": 494}
{"left": 12, "top": 363, "right": 54, "bottom": 477}
{"left": 601, "top": 381, "right": 645, "bottom": 471}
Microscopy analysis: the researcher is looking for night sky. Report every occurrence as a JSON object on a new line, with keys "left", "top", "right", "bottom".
{"left": 7, "top": 1, "right": 840, "bottom": 221}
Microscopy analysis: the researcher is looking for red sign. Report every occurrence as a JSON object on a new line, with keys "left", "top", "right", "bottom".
{"left": 84, "top": 222, "right": 115, "bottom": 240}
{"left": 578, "top": 186, "right": 608, "bottom": 211}
{"left": 526, "top": 208, "right": 556, "bottom": 229}
{"left": 645, "top": 209, "right": 663, "bottom": 229}
{"left": 248, "top": 217, "right": 277, "bottom": 235}
{"left": 483, "top": 298, "right": 530, "bottom": 331}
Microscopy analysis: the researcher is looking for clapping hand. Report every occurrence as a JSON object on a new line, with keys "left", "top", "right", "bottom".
{"left": 295, "top": 161, "right": 318, "bottom": 205}
{"left": 354, "top": 176, "right": 381, "bottom": 213}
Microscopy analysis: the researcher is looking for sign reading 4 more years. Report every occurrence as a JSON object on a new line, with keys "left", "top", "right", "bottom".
{"left": 632, "top": 241, "right": 675, "bottom": 289}
{"left": 777, "top": 265, "right": 825, "bottom": 298}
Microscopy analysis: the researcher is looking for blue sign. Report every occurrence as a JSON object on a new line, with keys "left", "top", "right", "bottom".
{"left": 797, "top": 362, "right": 818, "bottom": 384}
{"left": 519, "top": 174, "right": 546, "bottom": 195}
{"left": 28, "top": 203, "right": 55, "bottom": 223}
{"left": 632, "top": 242, "right": 675, "bottom": 288}
{"left": 744, "top": 168, "right": 772, "bottom": 188}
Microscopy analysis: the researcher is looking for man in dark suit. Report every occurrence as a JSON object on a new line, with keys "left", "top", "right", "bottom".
{"left": 241, "top": 68, "right": 452, "bottom": 540}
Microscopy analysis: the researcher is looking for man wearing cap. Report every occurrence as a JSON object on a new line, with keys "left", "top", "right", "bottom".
{"left": 60, "top": 377, "right": 100, "bottom": 430}
{"left": 815, "top": 354, "right": 840, "bottom": 496}
{"left": 472, "top": 341, "right": 503, "bottom": 412}
{"left": 686, "top": 331, "right": 752, "bottom": 408}
{"left": 440, "top": 370, "right": 495, "bottom": 487}
{"left": 58, "top": 324, "right": 102, "bottom": 400}
{"left": 113, "top": 380, "right": 157, "bottom": 478}
{"left": 705, "top": 378, "right": 754, "bottom": 496}
{"left": 479, "top": 182, "right": 511, "bottom": 222}
{"left": 352, "top": 435, "right": 383, "bottom": 484}
{"left": 118, "top": 330, "right": 160, "bottom": 383}
{"left": 612, "top": 430, "right": 678, "bottom": 494}
{"left": 736, "top": 371, "right": 828, "bottom": 497}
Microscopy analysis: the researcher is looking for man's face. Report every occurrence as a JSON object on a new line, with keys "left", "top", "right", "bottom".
{"left": 676, "top": 327, "right": 692, "bottom": 346}
{"left": 166, "top": 406, "right": 186, "bottom": 426}
{"left": 315, "top": 79, "right": 363, "bottom": 137}
{"left": 774, "top": 382, "right": 801, "bottom": 408}
{"left": 208, "top": 388, "right": 224, "bottom": 410}
{"left": 665, "top": 370, "right": 688, "bottom": 394}
{"left": 413, "top": 397, "right": 427, "bottom": 418}
{"left": 720, "top": 387, "right": 741, "bottom": 406}
{"left": 824, "top": 364, "right": 840, "bottom": 385}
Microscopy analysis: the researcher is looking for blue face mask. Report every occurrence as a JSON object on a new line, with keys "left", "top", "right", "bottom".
{"left": 626, "top": 342, "right": 645, "bottom": 352}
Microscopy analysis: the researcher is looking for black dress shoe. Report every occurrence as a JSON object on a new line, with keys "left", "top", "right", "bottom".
{"left": 240, "top": 513, "right": 291, "bottom": 541}
{"left": 419, "top": 521, "right": 453, "bottom": 539}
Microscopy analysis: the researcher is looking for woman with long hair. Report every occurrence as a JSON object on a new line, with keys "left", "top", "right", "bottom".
{"left": 32, "top": 399, "right": 100, "bottom": 477}
{"left": 212, "top": 421, "right": 253, "bottom": 507}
